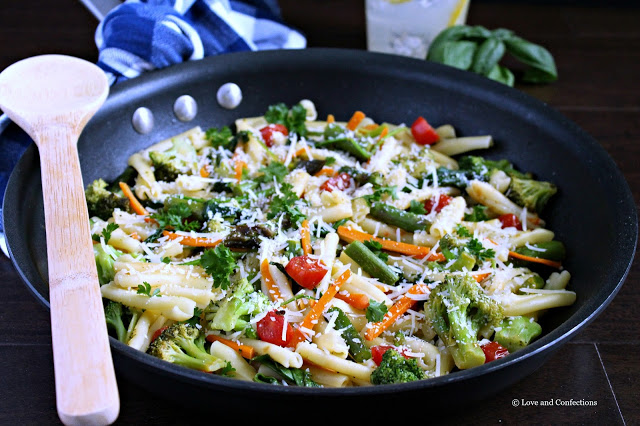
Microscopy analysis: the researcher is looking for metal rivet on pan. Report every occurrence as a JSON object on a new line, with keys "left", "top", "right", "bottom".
{"left": 216, "top": 82, "right": 242, "bottom": 109}
{"left": 173, "top": 95, "right": 198, "bottom": 122}
{"left": 132, "top": 107, "right": 154, "bottom": 134}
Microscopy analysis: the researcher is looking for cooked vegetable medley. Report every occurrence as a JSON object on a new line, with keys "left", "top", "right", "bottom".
{"left": 88, "top": 100, "right": 576, "bottom": 387}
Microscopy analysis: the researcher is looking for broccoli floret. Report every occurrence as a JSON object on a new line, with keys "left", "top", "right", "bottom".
{"left": 104, "top": 301, "right": 127, "bottom": 343}
{"left": 426, "top": 274, "right": 504, "bottom": 369}
{"left": 208, "top": 278, "right": 270, "bottom": 333}
{"left": 507, "top": 175, "right": 558, "bottom": 213}
{"left": 149, "top": 137, "right": 198, "bottom": 182}
{"left": 147, "top": 323, "right": 226, "bottom": 372}
{"left": 85, "top": 178, "right": 131, "bottom": 220}
{"left": 494, "top": 316, "right": 542, "bottom": 352}
{"left": 93, "top": 243, "right": 123, "bottom": 285}
{"left": 458, "top": 156, "right": 531, "bottom": 180}
{"left": 371, "top": 348, "right": 424, "bottom": 385}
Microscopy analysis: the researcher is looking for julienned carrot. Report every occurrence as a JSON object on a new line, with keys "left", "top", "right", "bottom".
{"left": 162, "top": 230, "right": 221, "bottom": 247}
{"left": 378, "top": 126, "right": 389, "bottom": 139}
{"left": 129, "top": 231, "right": 141, "bottom": 241}
{"left": 336, "top": 226, "right": 445, "bottom": 261}
{"left": 364, "top": 283, "right": 430, "bottom": 341}
{"left": 200, "top": 165, "right": 210, "bottom": 178}
{"left": 290, "top": 269, "right": 352, "bottom": 346}
{"left": 300, "top": 219, "right": 312, "bottom": 255}
{"left": 335, "top": 291, "right": 369, "bottom": 310}
{"left": 326, "top": 114, "right": 335, "bottom": 124}
{"left": 261, "top": 259, "right": 283, "bottom": 302}
{"left": 119, "top": 181, "right": 148, "bottom": 216}
{"left": 314, "top": 167, "right": 335, "bottom": 177}
{"left": 205, "top": 334, "right": 255, "bottom": 359}
{"left": 234, "top": 160, "right": 247, "bottom": 181}
{"left": 346, "top": 111, "right": 365, "bottom": 131}
{"left": 508, "top": 251, "right": 562, "bottom": 269}
{"left": 473, "top": 272, "right": 492, "bottom": 283}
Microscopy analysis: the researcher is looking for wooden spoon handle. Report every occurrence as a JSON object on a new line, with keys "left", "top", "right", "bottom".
{"left": 36, "top": 126, "right": 119, "bottom": 425}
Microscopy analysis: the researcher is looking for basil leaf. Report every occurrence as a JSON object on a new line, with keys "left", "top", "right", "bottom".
{"left": 472, "top": 37, "right": 505, "bottom": 76}
{"left": 427, "top": 25, "right": 491, "bottom": 62}
{"left": 487, "top": 64, "right": 515, "bottom": 86}
{"left": 442, "top": 40, "right": 478, "bottom": 70}
{"left": 504, "top": 36, "right": 558, "bottom": 82}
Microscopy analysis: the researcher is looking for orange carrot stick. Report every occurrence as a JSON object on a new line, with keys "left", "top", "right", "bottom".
{"left": 300, "top": 219, "right": 312, "bottom": 255}
{"left": 261, "top": 259, "right": 283, "bottom": 302}
{"left": 200, "top": 165, "right": 210, "bottom": 178}
{"left": 473, "top": 272, "right": 492, "bottom": 283}
{"left": 119, "top": 182, "right": 148, "bottom": 216}
{"left": 234, "top": 160, "right": 247, "bottom": 181}
{"left": 161, "top": 230, "right": 222, "bottom": 247}
{"left": 336, "top": 226, "right": 445, "bottom": 261}
{"left": 508, "top": 251, "right": 562, "bottom": 269}
{"left": 326, "top": 114, "right": 335, "bottom": 124}
{"left": 290, "top": 269, "right": 352, "bottom": 346}
{"left": 346, "top": 111, "right": 365, "bottom": 131}
{"left": 314, "top": 167, "right": 335, "bottom": 177}
{"left": 335, "top": 291, "right": 369, "bottom": 310}
{"left": 364, "top": 283, "right": 430, "bottom": 341}
{"left": 205, "top": 334, "right": 255, "bottom": 359}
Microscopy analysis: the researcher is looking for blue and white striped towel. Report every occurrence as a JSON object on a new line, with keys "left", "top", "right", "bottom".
{"left": 0, "top": 0, "right": 306, "bottom": 254}
{"left": 95, "top": 0, "right": 306, "bottom": 84}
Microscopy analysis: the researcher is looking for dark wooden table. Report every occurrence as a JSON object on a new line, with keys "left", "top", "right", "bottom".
{"left": 1, "top": 1, "right": 638, "bottom": 424}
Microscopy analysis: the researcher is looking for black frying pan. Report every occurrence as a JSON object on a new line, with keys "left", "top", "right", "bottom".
{"left": 3, "top": 48, "right": 637, "bottom": 410}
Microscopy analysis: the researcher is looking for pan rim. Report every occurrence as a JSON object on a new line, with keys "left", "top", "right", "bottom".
{"left": 3, "top": 47, "right": 637, "bottom": 397}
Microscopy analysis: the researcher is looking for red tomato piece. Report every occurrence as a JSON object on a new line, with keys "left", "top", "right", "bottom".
{"left": 424, "top": 194, "right": 452, "bottom": 213}
{"left": 411, "top": 116, "right": 440, "bottom": 145}
{"left": 256, "top": 310, "right": 294, "bottom": 347}
{"left": 260, "top": 124, "right": 289, "bottom": 147}
{"left": 481, "top": 341, "right": 510, "bottom": 363}
{"left": 320, "top": 172, "right": 352, "bottom": 192}
{"left": 151, "top": 326, "right": 168, "bottom": 343}
{"left": 498, "top": 213, "right": 523, "bottom": 230}
{"left": 285, "top": 255, "right": 328, "bottom": 289}
{"left": 371, "top": 345, "right": 412, "bottom": 366}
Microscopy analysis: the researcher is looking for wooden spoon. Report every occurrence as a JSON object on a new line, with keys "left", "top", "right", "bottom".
{"left": 0, "top": 55, "right": 119, "bottom": 425}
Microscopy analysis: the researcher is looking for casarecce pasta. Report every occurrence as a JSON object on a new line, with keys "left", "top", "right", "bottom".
{"left": 87, "top": 100, "right": 575, "bottom": 387}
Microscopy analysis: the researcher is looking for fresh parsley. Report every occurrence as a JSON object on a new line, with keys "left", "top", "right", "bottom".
{"left": 151, "top": 203, "right": 201, "bottom": 232}
{"left": 264, "top": 102, "right": 308, "bottom": 136}
{"left": 363, "top": 240, "right": 389, "bottom": 263}
{"left": 267, "top": 182, "right": 306, "bottom": 226}
{"left": 362, "top": 186, "right": 398, "bottom": 205}
{"left": 408, "top": 199, "right": 427, "bottom": 215}
{"left": 252, "top": 354, "right": 320, "bottom": 387}
{"left": 366, "top": 299, "right": 388, "bottom": 323}
{"left": 137, "top": 281, "right": 161, "bottom": 298}
{"left": 256, "top": 161, "right": 288, "bottom": 184}
{"left": 464, "top": 205, "right": 490, "bottom": 222}
{"left": 92, "top": 222, "right": 119, "bottom": 244}
{"left": 466, "top": 238, "right": 496, "bottom": 262}
{"left": 182, "top": 245, "right": 238, "bottom": 290}
{"left": 180, "top": 307, "right": 203, "bottom": 326}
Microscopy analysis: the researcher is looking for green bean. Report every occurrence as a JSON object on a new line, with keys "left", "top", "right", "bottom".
{"left": 326, "top": 307, "right": 371, "bottom": 362}
{"left": 343, "top": 241, "right": 399, "bottom": 286}
{"left": 369, "top": 203, "right": 431, "bottom": 232}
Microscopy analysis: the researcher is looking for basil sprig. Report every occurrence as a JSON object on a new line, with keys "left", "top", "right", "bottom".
{"left": 426, "top": 25, "right": 557, "bottom": 86}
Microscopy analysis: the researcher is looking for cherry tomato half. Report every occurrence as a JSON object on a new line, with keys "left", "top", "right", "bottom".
{"left": 285, "top": 255, "right": 328, "bottom": 290}
{"left": 411, "top": 116, "right": 440, "bottom": 145}
{"left": 256, "top": 310, "right": 295, "bottom": 347}
{"left": 424, "top": 194, "right": 452, "bottom": 213}
{"left": 260, "top": 123, "right": 289, "bottom": 147}
{"left": 371, "top": 345, "right": 412, "bottom": 366}
{"left": 320, "top": 172, "right": 352, "bottom": 192}
{"left": 481, "top": 341, "right": 510, "bottom": 363}
{"left": 498, "top": 213, "right": 523, "bottom": 230}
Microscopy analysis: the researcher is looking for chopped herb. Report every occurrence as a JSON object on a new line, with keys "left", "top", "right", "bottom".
{"left": 251, "top": 354, "right": 320, "bottom": 387}
{"left": 151, "top": 203, "right": 201, "bottom": 232}
{"left": 205, "top": 126, "right": 234, "bottom": 149}
{"left": 362, "top": 186, "right": 398, "bottom": 205}
{"left": 408, "top": 200, "right": 427, "bottom": 215}
{"left": 137, "top": 281, "right": 161, "bottom": 297}
{"left": 267, "top": 182, "right": 307, "bottom": 226}
{"left": 464, "top": 205, "right": 490, "bottom": 222}
{"left": 92, "top": 222, "right": 119, "bottom": 244}
{"left": 180, "top": 307, "right": 204, "bottom": 326}
{"left": 466, "top": 238, "right": 496, "bottom": 262}
{"left": 363, "top": 240, "right": 389, "bottom": 263}
{"left": 198, "top": 245, "right": 238, "bottom": 290}
{"left": 264, "top": 102, "right": 308, "bottom": 136}
{"left": 366, "top": 299, "right": 389, "bottom": 323}
{"left": 256, "top": 161, "right": 288, "bottom": 184}
{"left": 219, "top": 362, "right": 236, "bottom": 377}
{"left": 455, "top": 224, "right": 472, "bottom": 237}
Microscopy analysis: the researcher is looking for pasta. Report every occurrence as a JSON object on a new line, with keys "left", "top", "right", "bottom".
{"left": 88, "top": 100, "right": 574, "bottom": 387}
